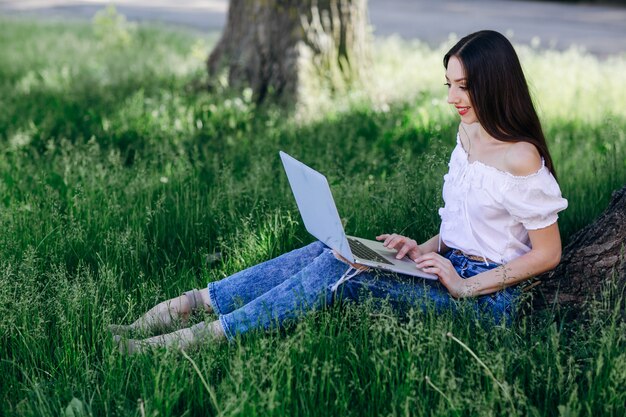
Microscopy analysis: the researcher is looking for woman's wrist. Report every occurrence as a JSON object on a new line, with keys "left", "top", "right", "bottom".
{"left": 455, "top": 280, "right": 477, "bottom": 298}
{"left": 418, "top": 235, "right": 442, "bottom": 255}
{"left": 417, "top": 243, "right": 427, "bottom": 255}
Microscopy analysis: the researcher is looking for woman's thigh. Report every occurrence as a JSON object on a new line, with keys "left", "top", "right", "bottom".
{"left": 339, "top": 270, "right": 457, "bottom": 314}
{"left": 340, "top": 255, "right": 520, "bottom": 324}
{"left": 218, "top": 248, "right": 352, "bottom": 339}
{"left": 208, "top": 241, "right": 327, "bottom": 315}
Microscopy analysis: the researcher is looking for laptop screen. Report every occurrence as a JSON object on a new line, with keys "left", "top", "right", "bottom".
{"left": 279, "top": 151, "right": 354, "bottom": 262}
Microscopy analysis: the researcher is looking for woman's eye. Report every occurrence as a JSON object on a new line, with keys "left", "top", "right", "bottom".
{"left": 459, "top": 86, "right": 467, "bottom": 90}
{"left": 444, "top": 83, "right": 451, "bottom": 88}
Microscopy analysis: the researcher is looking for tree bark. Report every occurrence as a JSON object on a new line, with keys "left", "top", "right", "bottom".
{"left": 533, "top": 185, "right": 626, "bottom": 311}
{"left": 206, "top": 0, "right": 369, "bottom": 105}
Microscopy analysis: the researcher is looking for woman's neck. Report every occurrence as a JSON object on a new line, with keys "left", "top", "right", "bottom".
{"left": 462, "top": 122, "right": 498, "bottom": 146}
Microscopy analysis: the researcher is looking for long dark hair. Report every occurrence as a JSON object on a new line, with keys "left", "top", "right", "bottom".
{"left": 444, "top": 30, "right": 557, "bottom": 178}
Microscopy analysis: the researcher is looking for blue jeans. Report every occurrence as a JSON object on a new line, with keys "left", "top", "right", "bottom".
{"left": 207, "top": 241, "right": 520, "bottom": 341}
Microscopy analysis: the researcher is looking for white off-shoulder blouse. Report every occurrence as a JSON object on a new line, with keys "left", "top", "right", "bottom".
{"left": 438, "top": 134, "right": 568, "bottom": 264}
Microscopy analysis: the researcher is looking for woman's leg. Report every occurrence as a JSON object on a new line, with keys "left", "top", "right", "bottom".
{"left": 339, "top": 270, "right": 458, "bottom": 315}
{"left": 216, "top": 251, "right": 477, "bottom": 341}
{"left": 326, "top": 251, "right": 517, "bottom": 323}
{"left": 114, "top": 320, "right": 225, "bottom": 355}
{"left": 208, "top": 241, "right": 327, "bottom": 316}
{"left": 217, "top": 248, "right": 352, "bottom": 340}
{"left": 214, "top": 249, "right": 483, "bottom": 341}
{"left": 341, "top": 252, "right": 520, "bottom": 325}
{"left": 109, "top": 289, "right": 211, "bottom": 336}
{"left": 110, "top": 241, "right": 327, "bottom": 336}
{"left": 115, "top": 246, "right": 347, "bottom": 353}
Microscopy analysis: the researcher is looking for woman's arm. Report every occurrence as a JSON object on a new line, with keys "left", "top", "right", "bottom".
{"left": 418, "top": 234, "right": 449, "bottom": 255}
{"left": 416, "top": 223, "right": 562, "bottom": 298}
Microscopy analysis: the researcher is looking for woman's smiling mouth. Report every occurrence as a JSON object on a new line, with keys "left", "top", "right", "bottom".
{"left": 456, "top": 106, "right": 470, "bottom": 116}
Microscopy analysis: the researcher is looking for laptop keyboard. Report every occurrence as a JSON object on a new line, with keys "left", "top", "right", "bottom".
{"left": 348, "top": 238, "right": 393, "bottom": 265}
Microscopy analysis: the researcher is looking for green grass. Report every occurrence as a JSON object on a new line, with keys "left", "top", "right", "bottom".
{"left": 0, "top": 12, "right": 625, "bottom": 417}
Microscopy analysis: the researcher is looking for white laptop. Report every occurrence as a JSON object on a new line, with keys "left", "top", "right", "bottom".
{"left": 279, "top": 151, "right": 436, "bottom": 280}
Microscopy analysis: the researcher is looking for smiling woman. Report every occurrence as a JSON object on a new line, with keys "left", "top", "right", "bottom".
{"left": 107, "top": 30, "right": 569, "bottom": 354}
{"left": 444, "top": 32, "right": 557, "bottom": 178}
{"left": 430, "top": 30, "right": 566, "bottom": 289}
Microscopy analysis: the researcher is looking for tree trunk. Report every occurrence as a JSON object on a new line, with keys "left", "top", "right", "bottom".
{"left": 533, "top": 185, "right": 626, "bottom": 311}
{"left": 206, "top": 0, "right": 369, "bottom": 105}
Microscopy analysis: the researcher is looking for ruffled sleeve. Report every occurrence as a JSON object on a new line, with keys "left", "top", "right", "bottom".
{"left": 501, "top": 168, "right": 568, "bottom": 230}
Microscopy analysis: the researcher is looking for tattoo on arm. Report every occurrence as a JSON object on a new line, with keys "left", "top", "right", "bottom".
{"left": 459, "top": 282, "right": 480, "bottom": 298}
{"left": 495, "top": 265, "right": 513, "bottom": 291}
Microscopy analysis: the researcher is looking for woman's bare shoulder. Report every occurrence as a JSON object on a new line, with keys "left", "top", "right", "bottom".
{"left": 504, "top": 141, "right": 542, "bottom": 176}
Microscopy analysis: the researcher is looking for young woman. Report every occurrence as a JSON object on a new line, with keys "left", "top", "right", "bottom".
{"left": 111, "top": 30, "right": 567, "bottom": 354}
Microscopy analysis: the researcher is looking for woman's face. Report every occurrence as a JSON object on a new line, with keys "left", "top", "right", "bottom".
{"left": 445, "top": 56, "right": 478, "bottom": 124}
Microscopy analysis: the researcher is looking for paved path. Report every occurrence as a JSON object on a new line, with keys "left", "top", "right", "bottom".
{"left": 1, "top": 0, "right": 625, "bottom": 57}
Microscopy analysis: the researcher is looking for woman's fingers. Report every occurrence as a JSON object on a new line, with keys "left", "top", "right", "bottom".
{"left": 384, "top": 234, "right": 401, "bottom": 247}
{"left": 377, "top": 233, "right": 395, "bottom": 246}
{"left": 423, "top": 266, "right": 441, "bottom": 275}
{"left": 384, "top": 234, "right": 406, "bottom": 249}
{"left": 396, "top": 240, "right": 417, "bottom": 259}
{"left": 416, "top": 252, "right": 445, "bottom": 264}
{"left": 395, "top": 244, "right": 410, "bottom": 259}
{"left": 416, "top": 253, "right": 449, "bottom": 274}
{"left": 414, "top": 253, "right": 464, "bottom": 297}
{"left": 377, "top": 234, "right": 419, "bottom": 259}
{"left": 416, "top": 258, "right": 439, "bottom": 271}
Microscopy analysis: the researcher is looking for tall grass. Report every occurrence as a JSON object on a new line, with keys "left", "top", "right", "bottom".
{"left": 0, "top": 13, "right": 624, "bottom": 417}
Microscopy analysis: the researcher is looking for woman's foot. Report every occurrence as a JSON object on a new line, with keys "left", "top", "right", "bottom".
{"left": 113, "top": 329, "right": 194, "bottom": 355}
{"left": 109, "top": 289, "right": 213, "bottom": 338}
{"left": 113, "top": 320, "right": 225, "bottom": 355}
{"left": 108, "top": 322, "right": 178, "bottom": 338}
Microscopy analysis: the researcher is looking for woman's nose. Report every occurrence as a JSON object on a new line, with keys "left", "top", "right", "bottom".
{"left": 447, "top": 87, "right": 458, "bottom": 104}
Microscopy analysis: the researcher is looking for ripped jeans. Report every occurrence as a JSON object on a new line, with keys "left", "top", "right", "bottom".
{"left": 207, "top": 241, "right": 520, "bottom": 341}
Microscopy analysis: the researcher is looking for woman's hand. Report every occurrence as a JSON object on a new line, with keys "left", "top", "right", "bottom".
{"left": 415, "top": 252, "right": 469, "bottom": 298}
{"left": 376, "top": 234, "right": 424, "bottom": 261}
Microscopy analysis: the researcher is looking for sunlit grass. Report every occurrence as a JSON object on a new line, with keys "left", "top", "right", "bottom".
{"left": 0, "top": 13, "right": 624, "bottom": 417}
